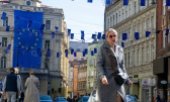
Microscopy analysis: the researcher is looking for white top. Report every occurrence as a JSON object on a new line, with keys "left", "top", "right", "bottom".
{"left": 110, "top": 44, "right": 128, "bottom": 79}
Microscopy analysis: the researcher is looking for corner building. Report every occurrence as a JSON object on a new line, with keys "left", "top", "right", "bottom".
{"left": 0, "top": 0, "right": 69, "bottom": 96}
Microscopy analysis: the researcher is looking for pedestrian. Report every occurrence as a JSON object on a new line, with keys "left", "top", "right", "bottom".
{"left": 2, "top": 68, "right": 21, "bottom": 102}
{"left": 14, "top": 68, "right": 23, "bottom": 102}
{"left": 67, "top": 96, "right": 72, "bottom": 102}
{"left": 24, "top": 70, "right": 40, "bottom": 102}
{"left": 18, "top": 91, "right": 24, "bottom": 102}
{"left": 156, "top": 93, "right": 161, "bottom": 102}
{"left": 96, "top": 28, "right": 132, "bottom": 102}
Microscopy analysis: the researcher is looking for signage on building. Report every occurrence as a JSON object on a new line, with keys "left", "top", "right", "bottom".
{"left": 160, "top": 80, "right": 167, "bottom": 85}
{"left": 142, "top": 78, "right": 156, "bottom": 88}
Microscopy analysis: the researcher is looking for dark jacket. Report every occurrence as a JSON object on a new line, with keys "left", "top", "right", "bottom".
{"left": 4, "top": 72, "right": 18, "bottom": 92}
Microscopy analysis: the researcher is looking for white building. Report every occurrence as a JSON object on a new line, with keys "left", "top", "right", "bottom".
{"left": 104, "top": 0, "right": 156, "bottom": 101}
{"left": 0, "top": 0, "right": 69, "bottom": 96}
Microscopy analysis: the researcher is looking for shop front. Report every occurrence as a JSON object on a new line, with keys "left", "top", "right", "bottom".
{"left": 153, "top": 57, "right": 170, "bottom": 101}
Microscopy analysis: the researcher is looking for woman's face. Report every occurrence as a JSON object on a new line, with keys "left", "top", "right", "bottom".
{"left": 106, "top": 31, "right": 117, "bottom": 46}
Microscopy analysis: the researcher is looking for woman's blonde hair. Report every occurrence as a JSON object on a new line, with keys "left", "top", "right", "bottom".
{"left": 106, "top": 28, "right": 118, "bottom": 37}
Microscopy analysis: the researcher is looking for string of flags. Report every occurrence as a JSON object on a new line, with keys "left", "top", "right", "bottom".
{"left": 86, "top": 0, "right": 170, "bottom": 7}
{"left": 0, "top": 12, "right": 156, "bottom": 44}
{"left": 1, "top": 42, "right": 98, "bottom": 58}
{"left": 0, "top": 0, "right": 161, "bottom": 6}
{"left": 54, "top": 47, "right": 98, "bottom": 58}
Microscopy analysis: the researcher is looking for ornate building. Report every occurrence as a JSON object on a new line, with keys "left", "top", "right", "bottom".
{"left": 0, "top": 0, "right": 69, "bottom": 96}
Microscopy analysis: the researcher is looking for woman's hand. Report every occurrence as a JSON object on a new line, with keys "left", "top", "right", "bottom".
{"left": 101, "top": 76, "right": 109, "bottom": 85}
{"left": 127, "top": 79, "right": 133, "bottom": 85}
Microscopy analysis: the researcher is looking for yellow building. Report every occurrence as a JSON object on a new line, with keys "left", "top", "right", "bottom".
{"left": 86, "top": 41, "right": 103, "bottom": 94}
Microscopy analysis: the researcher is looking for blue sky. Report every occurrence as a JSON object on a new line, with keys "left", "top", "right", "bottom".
{"left": 41, "top": 0, "right": 105, "bottom": 42}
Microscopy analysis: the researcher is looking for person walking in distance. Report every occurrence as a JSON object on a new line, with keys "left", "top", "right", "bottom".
{"left": 24, "top": 70, "right": 40, "bottom": 102}
{"left": 14, "top": 68, "right": 24, "bottom": 102}
{"left": 2, "top": 68, "right": 21, "bottom": 102}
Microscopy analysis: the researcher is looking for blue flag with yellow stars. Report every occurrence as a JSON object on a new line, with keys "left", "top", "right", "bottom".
{"left": 13, "top": 10, "right": 43, "bottom": 69}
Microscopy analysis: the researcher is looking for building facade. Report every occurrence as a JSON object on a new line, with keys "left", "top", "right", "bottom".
{"left": 77, "top": 59, "right": 87, "bottom": 95}
{"left": 0, "top": 0, "right": 69, "bottom": 97}
{"left": 153, "top": 0, "right": 170, "bottom": 101}
{"left": 68, "top": 41, "right": 88, "bottom": 97}
{"left": 86, "top": 41, "right": 102, "bottom": 94}
{"left": 104, "top": 0, "right": 156, "bottom": 102}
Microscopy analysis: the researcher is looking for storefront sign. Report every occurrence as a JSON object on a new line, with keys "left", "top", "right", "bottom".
{"left": 160, "top": 80, "right": 167, "bottom": 85}
{"left": 142, "top": 78, "right": 156, "bottom": 87}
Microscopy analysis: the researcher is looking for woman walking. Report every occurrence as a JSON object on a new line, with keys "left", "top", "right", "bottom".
{"left": 24, "top": 70, "right": 40, "bottom": 102}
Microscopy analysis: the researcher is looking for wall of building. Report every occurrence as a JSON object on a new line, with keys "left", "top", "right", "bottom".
{"left": 104, "top": 0, "right": 157, "bottom": 101}
{"left": 86, "top": 41, "right": 102, "bottom": 94}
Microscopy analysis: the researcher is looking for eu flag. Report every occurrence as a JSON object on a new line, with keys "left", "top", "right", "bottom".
{"left": 56, "top": 52, "right": 60, "bottom": 58}
{"left": 97, "top": 32, "right": 102, "bottom": 39}
{"left": 102, "top": 34, "right": 106, "bottom": 40}
{"left": 145, "top": 31, "right": 151, "bottom": 37}
{"left": 166, "top": 29, "right": 169, "bottom": 35}
{"left": 67, "top": 29, "right": 71, "bottom": 36}
{"left": 87, "top": 0, "right": 92, "bottom": 3}
{"left": 122, "top": 33, "right": 128, "bottom": 40}
{"left": 140, "top": 0, "right": 145, "bottom": 6}
{"left": 167, "top": 0, "right": 170, "bottom": 6}
{"left": 134, "top": 32, "right": 140, "bottom": 40}
{"left": 13, "top": 10, "right": 43, "bottom": 69}
{"left": 121, "top": 42, "right": 125, "bottom": 48}
{"left": 81, "top": 30, "right": 85, "bottom": 40}
{"left": 105, "top": 0, "right": 111, "bottom": 5}
{"left": 70, "top": 48, "right": 74, "bottom": 55}
{"left": 123, "top": 0, "right": 128, "bottom": 5}
{"left": 94, "top": 48, "right": 97, "bottom": 53}
{"left": 71, "top": 33, "right": 74, "bottom": 39}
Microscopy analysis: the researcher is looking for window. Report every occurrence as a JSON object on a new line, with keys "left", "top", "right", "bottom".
{"left": 107, "top": 17, "right": 110, "bottom": 28}
{"left": 116, "top": 13, "right": 118, "bottom": 24}
{"left": 26, "top": 1, "right": 31, "bottom": 6}
{"left": 151, "top": 16, "right": 154, "bottom": 29}
{"left": 122, "top": 9, "right": 124, "bottom": 20}
{"left": 110, "top": 16, "right": 113, "bottom": 27}
{"left": 44, "top": 40, "right": 50, "bottom": 49}
{"left": 113, "top": 15, "right": 115, "bottom": 25}
{"left": 1, "top": 56, "right": 6, "bottom": 69}
{"left": 126, "top": 52, "right": 129, "bottom": 67}
{"left": 146, "top": 0, "right": 150, "bottom": 6}
{"left": 134, "top": 1, "right": 137, "bottom": 14}
{"left": 45, "top": 20, "right": 51, "bottom": 30}
{"left": 2, "top": 37, "right": 7, "bottom": 47}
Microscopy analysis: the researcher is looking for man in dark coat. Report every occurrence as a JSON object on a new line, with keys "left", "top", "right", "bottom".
{"left": 2, "top": 68, "right": 21, "bottom": 102}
